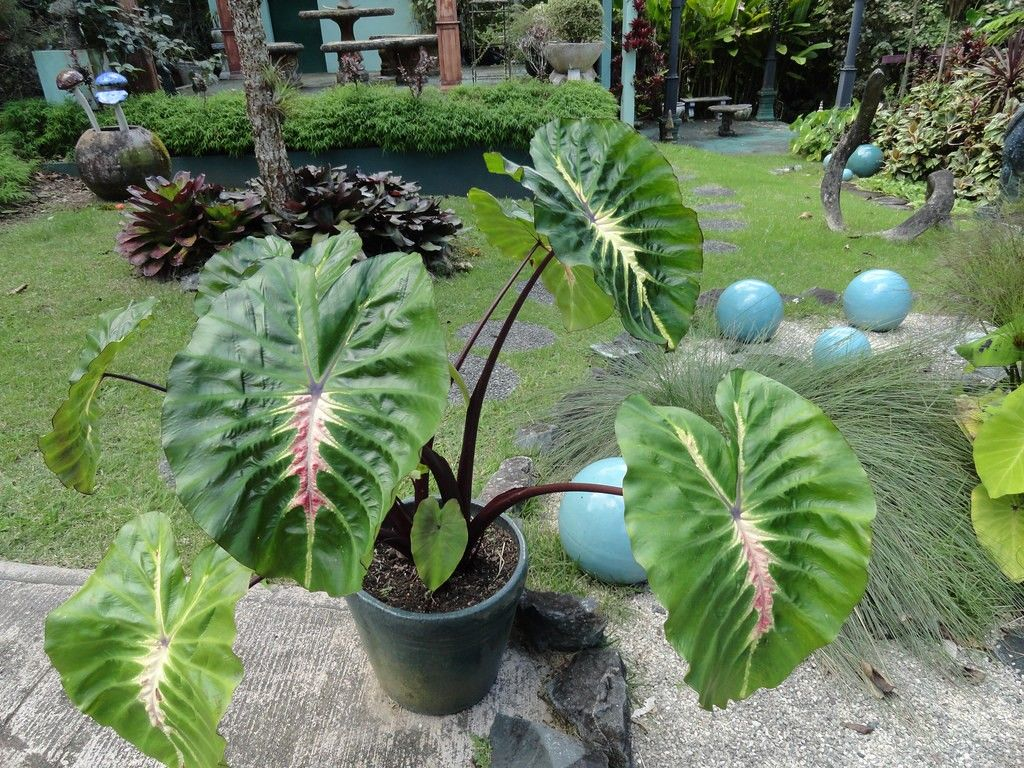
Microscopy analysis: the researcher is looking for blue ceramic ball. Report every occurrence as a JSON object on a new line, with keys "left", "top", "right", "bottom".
{"left": 847, "top": 144, "right": 884, "bottom": 178}
{"left": 812, "top": 326, "right": 872, "bottom": 365}
{"left": 715, "top": 279, "right": 784, "bottom": 343}
{"left": 823, "top": 152, "right": 833, "bottom": 169}
{"left": 842, "top": 168, "right": 855, "bottom": 182}
{"left": 843, "top": 269, "right": 912, "bottom": 331}
{"left": 558, "top": 457, "right": 646, "bottom": 585}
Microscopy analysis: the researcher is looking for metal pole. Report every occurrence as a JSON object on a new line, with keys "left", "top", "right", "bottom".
{"left": 663, "top": 0, "right": 683, "bottom": 118}
{"left": 601, "top": 0, "right": 613, "bottom": 88}
{"left": 835, "top": 0, "right": 866, "bottom": 108}
{"left": 755, "top": 23, "right": 779, "bottom": 120}
{"left": 620, "top": 0, "right": 636, "bottom": 125}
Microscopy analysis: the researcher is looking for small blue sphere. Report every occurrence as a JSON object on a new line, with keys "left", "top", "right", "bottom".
{"left": 812, "top": 326, "right": 872, "bottom": 365}
{"left": 823, "top": 152, "right": 833, "bottom": 169}
{"left": 847, "top": 144, "right": 884, "bottom": 178}
{"left": 843, "top": 269, "right": 912, "bottom": 331}
{"left": 716, "top": 279, "right": 784, "bottom": 343}
{"left": 842, "top": 168, "right": 855, "bottom": 182}
{"left": 559, "top": 457, "right": 646, "bottom": 585}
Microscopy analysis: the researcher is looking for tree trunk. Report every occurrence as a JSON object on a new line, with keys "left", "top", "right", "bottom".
{"left": 226, "top": 0, "right": 294, "bottom": 213}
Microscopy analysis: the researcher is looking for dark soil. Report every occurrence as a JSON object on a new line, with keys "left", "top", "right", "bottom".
{"left": 363, "top": 523, "right": 519, "bottom": 613}
{"left": 0, "top": 171, "right": 96, "bottom": 228}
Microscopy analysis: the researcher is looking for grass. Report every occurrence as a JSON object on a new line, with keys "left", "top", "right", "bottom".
{"left": 0, "top": 144, "right": 965, "bottom": 600}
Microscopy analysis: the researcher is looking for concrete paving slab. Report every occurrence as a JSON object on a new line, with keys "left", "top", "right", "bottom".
{"left": 0, "top": 560, "right": 550, "bottom": 768}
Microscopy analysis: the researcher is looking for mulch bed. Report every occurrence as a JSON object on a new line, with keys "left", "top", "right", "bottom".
{"left": 0, "top": 172, "right": 97, "bottom": 228}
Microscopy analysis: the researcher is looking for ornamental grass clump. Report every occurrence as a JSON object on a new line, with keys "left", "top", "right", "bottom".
{"left": 546, "top": 330, "right": 1024, "bottom": 679}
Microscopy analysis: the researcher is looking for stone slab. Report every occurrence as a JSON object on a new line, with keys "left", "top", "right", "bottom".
{"left": 703, "top": 240, "right": 740, "bottom": 254}
{"left": 0, "top": 560, "right": 550, "bottom": 768}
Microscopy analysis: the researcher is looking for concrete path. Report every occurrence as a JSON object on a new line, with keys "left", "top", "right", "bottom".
{"left": 4, "top": 557, "right": 1023, "bottom": 768}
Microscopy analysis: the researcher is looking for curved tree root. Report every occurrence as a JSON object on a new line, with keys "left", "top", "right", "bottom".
{"left": 878, "top": 170, "right": 955, "bottom": 242}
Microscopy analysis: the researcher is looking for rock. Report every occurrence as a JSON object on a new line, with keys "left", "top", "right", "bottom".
{"left": 489, "top": 714, "right": 608, "bottom": 768}
{"left": 590, "top": 332, "right": 644, "bottom": 360}
{"left": 157, "top": 456, "right": 175, "bottom": 490}
{"left": 516, "top": 590, "right": 607, "bottom": 652}
{"left": 179, "top": 271, "right": 201, "bottom": 292}
{"left": 479, "top": 457, "right": 539, "bottom": 513}
{"left": 546, "top": 648, "right": 633, "bottom": 768}
{"left": 800, "top": 287, "right": 840, "bottom": 305}
{"left": 697, "top": 288, "right": 723, "bottom": 308}
{"left": 1002, "top": 105, "right": 1024, "bottom": 200}
{"left": 515, "top": 422, "right": 557, "bottom": 454}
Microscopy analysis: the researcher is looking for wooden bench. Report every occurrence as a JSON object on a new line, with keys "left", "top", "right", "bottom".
{"left": 708, "top": 104, "right": 752, "bottom": 137}
{"left": 676, "top": 95, "right": 732, "bottom": 121}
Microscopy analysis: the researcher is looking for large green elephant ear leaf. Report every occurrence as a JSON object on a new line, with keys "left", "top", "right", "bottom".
{"left": 194, "top": 235, "right": 293, "bottom": 317}
{"left": 956, "top": 319, "right": 1024, "bottom": 369}
{"left": 299, "top": 228, "right": 364, "bottom": 295}
{"left": 467, "top": 187, "right": 613, "bottom": 332}
{"left": 974, "top": 384, "right": 1024, "bottom": 498}
{"left": 971, "top": 485, "right": 1024, "bottom": 582}
{"left": 44, "top": 512, "right": 250, "bottom": 768}
{"left": 522, "top": 119, "right": 703, "bottom": 348}
{"left": 615, "top": 370, "right": 876, "bottom": 709}
{"left": 162, "top": 252, "right": 450, "bottom": 597}
{"left": 39, "top": 298, "right": 157, "bottom": 493}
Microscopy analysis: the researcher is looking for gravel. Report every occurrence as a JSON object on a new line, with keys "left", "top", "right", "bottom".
{"left": 704, "top": 240, "right": 741, "bottom": 254}
{"left": 516, "top": 279, "right": 556, "bottom": 305}
{"left": 699, "top": 218, "right": 748, "bottom": 232}
{"left": 457, "top": 320, "right": 556, "bottom": 352}
{"left": 449, "top": 354, "right": 520, "bottom": 402}
{"left": 693, "top": 185, "right": 737, "bottom": 197}
{"left": 695, "top": 203, "right": 745, "bottom": 213}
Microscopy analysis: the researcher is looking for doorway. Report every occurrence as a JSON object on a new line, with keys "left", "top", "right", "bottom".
{"left": 267, "top": 0, "right": 328, "bottom": 73}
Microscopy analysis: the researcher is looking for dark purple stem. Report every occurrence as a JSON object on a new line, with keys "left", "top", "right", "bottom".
{"left": 467, "top": 481, "right": 624, "bottom": 546}
{"left": 102, "top": 372, "right": 167, "bottom": 393}
{"left": 421, "top": 445, "right": 461, "bottom": 509}
{"left": 455, "top": 251, "right": 555, "bottom": 508}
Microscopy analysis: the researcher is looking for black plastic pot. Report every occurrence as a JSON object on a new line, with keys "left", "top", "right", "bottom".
{"left": 74, "top": 125, "right": 170, "bottom": 200}
{"left": 345, "top": 515, "right": 527, "bottom": 715}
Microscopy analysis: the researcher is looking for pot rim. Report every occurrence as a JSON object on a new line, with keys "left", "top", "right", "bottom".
{"left": 350, "top": 514, "right": 527, "bottom": 623}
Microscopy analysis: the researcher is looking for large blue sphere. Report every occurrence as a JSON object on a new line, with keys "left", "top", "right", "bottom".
{"left": 558, "top": 457, "right": 646, "bottom": 585}
{"left": 716, "top": 279, "right": 784, "bottom": 343}
{"left": 847, "top": 144, "right": 884, "bottom": 178}
{"left": 843, "top": 269, "right": 912, "bottom": 331}
{"left": 812, "top": 326, "right": 872, "bottom": 365}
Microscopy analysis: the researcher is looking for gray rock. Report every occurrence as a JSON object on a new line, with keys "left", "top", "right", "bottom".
{"left": 515, "top": 422, "right": 557, "bottom": 454}
{"left": 157, "top": 456, "right": 175, "bottom": 490}
{"left": 703, "top": 240, "right": 740, "bottom": 254}
{"left": 590, "top": 332, "right": 644, "bottom": 360}
{"left": 457, "top": 320, "right": 556, "bottom": 352}
{"left": 490, "top": 714, "right": 608, "bottom": 768}
{"left": 1001, "top": 105, "right": 1024, "bottom": 200}
{"left": 699, "top": 217, "right": 747, "bottom": 232}
{"left": 516, "top": 590, "right": 608, "bottom": 652}
{"left": 800, "top": 287, "right": 840, "bottom": 305}
{"left": 449, "top": 355, "right": 520, "bottom": 402}
{"left": 546, "top": 648, "right": 633, "bottom": 768}
{"left": 697, "top": 288, "right": 723, "bottom": 308}
{"left": 994, "top": 628, "right": 1024, "bottom": 677}
{"left": 479, "top": 456, "right": 539, "bottom": 513}
{"left": 179, "top": 271, "right": 201, "bottom": 292}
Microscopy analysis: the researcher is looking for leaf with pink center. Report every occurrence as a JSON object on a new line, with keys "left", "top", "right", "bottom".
{"left": 615, "top": 370, "right": 875, "bottom": 709}
{"left": 161, "top": 247, "right": 449, "bottom": 596}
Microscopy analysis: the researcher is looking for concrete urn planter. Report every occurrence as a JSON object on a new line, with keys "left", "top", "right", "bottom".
{"left": 542, "top": 41, "right": 602, "bottom": 84}
{"left": 74, "top": 126, "right": 171, "bottom": 201}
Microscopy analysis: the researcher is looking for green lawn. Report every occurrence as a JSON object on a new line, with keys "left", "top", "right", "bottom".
{"left": 0, "top": 145, "right": 957, "bottom": 595}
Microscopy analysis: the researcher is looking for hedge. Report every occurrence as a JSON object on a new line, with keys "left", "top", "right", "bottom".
{"left": 0, "top": 80, "right": 618, "bottom": 161}
{"left": 0, "top": 137, "right": 36, "bottom": 206}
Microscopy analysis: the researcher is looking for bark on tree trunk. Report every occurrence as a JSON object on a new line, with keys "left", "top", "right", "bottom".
{"left": 226, "top": 0, "right": 294, "bottom": 213}
{"left": 878, "top": 170, "right": 955, "bottom": 241}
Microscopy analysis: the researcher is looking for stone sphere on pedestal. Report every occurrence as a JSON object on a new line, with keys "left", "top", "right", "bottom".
{"left": 558, "top": 457, "right": 646, "bottom": 585}
{"left": 848, "top": 144, "right": 884, "bottom": 178}
{"left": 812, "top": 326, "right": 872, "bottom": 365}
{"left": 843, "top": 269, "right": 912, "bottom": 331}
{"left": 715, "top": 279, "right": 784, "bottom": 343}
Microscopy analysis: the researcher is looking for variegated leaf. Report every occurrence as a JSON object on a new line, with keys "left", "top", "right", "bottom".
{"left": 44, "top": 512, "right": 250, "bottom": 768}
{"left": 615, "top": 370, "right": 876, "bottom": 709}
{"left": 162, "top": 252, "right": 449, "bottom": 596}
{"left": 39, "top": 298, "right": 157, "bottom": 493}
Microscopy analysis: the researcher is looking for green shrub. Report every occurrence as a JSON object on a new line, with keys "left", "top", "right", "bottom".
{"left": 2, "top": 81, "right": 618, "bottom": 161}
{"left": 544, "top": 0, "right": 603, "bottom": 42}
{"left": 0, "top": 137, "right": 36, "bottom": 206}
{"left": 789, "top": 105, "right": 857, "bottom": 161}
{"left": 544, "top": 331, "right": 1024, "bottom": 680}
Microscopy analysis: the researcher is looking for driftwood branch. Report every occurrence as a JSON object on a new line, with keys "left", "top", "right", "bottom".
{"left": 878, "top": 170, "right": 955, "bottom": 241}
{"left": 821, "top": 69, "right": 887, "bottom": 232}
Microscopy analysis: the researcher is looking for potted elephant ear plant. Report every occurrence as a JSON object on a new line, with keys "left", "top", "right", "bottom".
{"left": 40, "top": 118, "right": 876, "bottom": 767}
{"left": 541, "top": 0, "right": 604, "bottom": 83}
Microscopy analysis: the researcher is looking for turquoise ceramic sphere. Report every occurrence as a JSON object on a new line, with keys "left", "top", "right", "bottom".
{"left": 843, "top": 269, "right": 912, "bottom": 331}
{"left": 847, "top": 144, "right": 884, "bottom": 178}
{"left": 716, "top": 279, "right": 784, "bottom": 343}
{"left": 812, "top": 326, "right": 872, "bottom": 365}
{"left": 558, "top": 457, "right": 646, "bottom": 585}
{"left": 823, "top": 152, "right": 833, "bottom": 169}
{"left": 842, "top": 168, "right": 855, "bottom": 182}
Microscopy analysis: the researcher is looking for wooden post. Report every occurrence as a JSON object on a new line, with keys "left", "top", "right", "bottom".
{"left": 215, "top": 0, "right": 243, "bottom": 75}
{"left": 435, "top": 0, "right": 462, "bottom": 87}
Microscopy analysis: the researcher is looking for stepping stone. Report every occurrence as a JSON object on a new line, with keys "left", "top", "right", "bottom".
{"left": 449, "top": 355, "right": 519, "bottom": 402}
{"left": 590, "top": 332, "right": 644, "bottom": 360}
{"left": 703, "top": 240, "right": 740, "bottom": 254}
{"left": 674, "top": 171, "right": 697, "bottom": 182}
{"left": 700, "top": 218, "right": 747, "bottom": 232}
{"left": 695, "top": 202, "right": 744, "bottom": 213}
{"left": 697, "top": 288, "right": 722, "bottom": 308}
{"left": 801, "top": 287, "right": 840, "bottom": 305}
{"left": 995, "top": 629, "right": 1024, "bottom": 677}
{"left": 693, "top": 185, "right": 736, "bottom": 197}
{"left": 457, "top": 320, "right": 556, "bottom": 352}
{"left": 516, "top": 279, "right": 555, "bottom": 305}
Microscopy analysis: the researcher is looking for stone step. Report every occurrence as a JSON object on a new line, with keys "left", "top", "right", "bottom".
{"left": 322, "top": 35, "right": 438, "bottom": 54}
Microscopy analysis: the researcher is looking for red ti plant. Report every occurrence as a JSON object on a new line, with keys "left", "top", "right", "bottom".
{"left": 38, "top": 119, "right": 876, "bottom": 767}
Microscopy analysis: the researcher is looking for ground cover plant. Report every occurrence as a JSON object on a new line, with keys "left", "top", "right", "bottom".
{"left": 0, "top": 138, "right": 35, "bottom": 206}
{"left": 0, "top": 80, "right": 618, "bottom": 162}
{"left": 30, "top": 120, "right": 885, "bottom": 765}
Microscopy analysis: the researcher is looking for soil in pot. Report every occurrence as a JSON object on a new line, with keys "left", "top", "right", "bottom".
{"left": 363, "top": 521, "right": 518, "bottom": 612}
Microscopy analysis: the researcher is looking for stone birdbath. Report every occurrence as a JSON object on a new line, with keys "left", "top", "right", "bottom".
{"left": 59, "top": 68, "right": 171, "bottom": 201}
